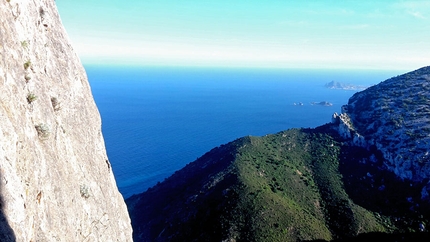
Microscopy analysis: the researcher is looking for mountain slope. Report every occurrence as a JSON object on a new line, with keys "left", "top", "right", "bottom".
{"left": 127, "top": 128, "right": 396, "bottom": 241}
{"left": 127, "top": 67, "right": 430, "bottom": 241}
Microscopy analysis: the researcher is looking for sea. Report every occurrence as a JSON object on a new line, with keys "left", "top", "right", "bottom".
{"left": 85, "top": 66, "right": 400, "bottom": 198}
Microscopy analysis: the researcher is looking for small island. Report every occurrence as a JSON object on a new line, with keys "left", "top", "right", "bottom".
{"left": 294, "top": 101, "right": 333, "bottom": 106}
{"left": 325, "top": 81, "right": 369, "bottom": 91}
{"left": 311, "top": 101, "right": 333, "bottom": 106}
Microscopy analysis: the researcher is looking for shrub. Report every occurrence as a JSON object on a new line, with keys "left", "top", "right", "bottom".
{"left": 24, "top": 74, "right": 31, "bottom": 82}
{"left": 24, "top": 60, "right": 31, "bottom": 70}
{"left": 80, "top": 184, "right": 91, "bottom": 198}
{"left": 26, "top": 93, "right": 37, "bottom": 103}
{"left": 21, "top": 40, "right": 28, "bottom": 48}
{"left": 35, "top": 123, "right": 50, "bottom": 139}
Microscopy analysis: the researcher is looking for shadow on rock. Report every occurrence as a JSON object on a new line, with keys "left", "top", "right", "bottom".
{"left": 0, "top": 169, "right": 16, "bottom": 242}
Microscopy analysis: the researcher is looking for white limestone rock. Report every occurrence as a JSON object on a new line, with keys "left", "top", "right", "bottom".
{"left": 335, "top": 67, "right": 430, "bottom": 200}
{"left": 0, "top": 1, "right": 132, "bottom": 241}
{"left": 332, "top": 112, "right": 354, "bottom": 140}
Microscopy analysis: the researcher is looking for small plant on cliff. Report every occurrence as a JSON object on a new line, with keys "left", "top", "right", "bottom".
{"left": 21, "top": 40, "right": 28, "bottom": 48}
{"left": 26, "top": 93, "right": 37, "bottom": 103}
{"left": 35, "top": 123, "right": 50, "bottom": 139}
{"left": 24, "top": 60, "right": 32, "bottom": 70}
{"left": 80, "top": 184, "right": 91, "bottom": 199}
{"left": 24, "top": 74, "right": 31, "bottom": 82}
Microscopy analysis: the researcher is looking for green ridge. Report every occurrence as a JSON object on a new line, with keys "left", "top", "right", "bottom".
{"left": 127, "top": 126, "right": 427, "bottom": 241}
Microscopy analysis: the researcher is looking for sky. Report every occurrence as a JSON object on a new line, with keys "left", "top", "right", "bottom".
{"left": 56, "top": 0, "right": 430, "bottom": 70}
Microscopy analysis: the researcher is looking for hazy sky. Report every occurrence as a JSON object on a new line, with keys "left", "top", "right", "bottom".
{"left": 56, "top": 1, "right": 430, "bottom": 70}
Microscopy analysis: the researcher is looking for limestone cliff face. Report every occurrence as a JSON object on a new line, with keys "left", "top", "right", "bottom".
{"left": 332, "top": 66, "right": 430, "bottom": 201}
{"left": 0, "top": 1, "right": 132, "bottom": 241}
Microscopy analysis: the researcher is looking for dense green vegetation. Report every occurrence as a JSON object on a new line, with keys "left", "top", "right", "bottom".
{"left": 126, "top": 125, "right": 429, "bottom": 241}
{"left": 226, "top": 128, "right": 390, "bottom": 241}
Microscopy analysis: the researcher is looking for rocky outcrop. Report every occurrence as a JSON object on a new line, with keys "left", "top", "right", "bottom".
{"left": 332, "top": 112, "right": 353, "bottom": 139}
{"left": 0, "top": 1, "right": 132, "bottom": 241}
{"left": 332, "top": 112, "right": 368, "bottom": 148}
{"left": 332, "top": 66, "right": 430, "bottom": 200}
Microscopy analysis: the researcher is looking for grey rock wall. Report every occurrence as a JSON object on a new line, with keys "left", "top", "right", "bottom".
{"left": 0, "top": 0, "right": 132, "bottom": 241}
{"left": 333, "top": 67, "right": 430, "bottom": 201}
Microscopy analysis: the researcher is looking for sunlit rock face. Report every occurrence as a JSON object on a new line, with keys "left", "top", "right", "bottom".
{"left": 0, "top": 0, "right": 132, "bottom": 241}
{"left": 334, "top": 67, "right": 430, "bottom": 199}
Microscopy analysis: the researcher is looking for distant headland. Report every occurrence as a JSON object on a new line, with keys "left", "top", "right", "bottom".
{"left": 325, "top": 80, "right": 369, "bottom": 91}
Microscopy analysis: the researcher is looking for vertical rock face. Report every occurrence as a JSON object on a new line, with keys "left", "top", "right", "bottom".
{"left": 0, "top": 1, "right": 132, "bottom": 241}
{"left": 333, "top": 66, "right": 430, "bottom": 200}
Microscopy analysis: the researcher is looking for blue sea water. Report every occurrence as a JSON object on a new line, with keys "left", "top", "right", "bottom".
{"left": 86, "top": 66, "right": 399, "bottom": 198}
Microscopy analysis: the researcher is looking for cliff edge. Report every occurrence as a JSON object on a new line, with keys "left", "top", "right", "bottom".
{"left": 0, "top": 1, "right": 132, "bottom": 241}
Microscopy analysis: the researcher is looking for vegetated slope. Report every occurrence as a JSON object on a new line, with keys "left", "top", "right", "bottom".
{"left": 127, "top": 67, "right": 430, "bottom": 242}
{"left": 127, "top": 128, "right": 394, "bottom": 242}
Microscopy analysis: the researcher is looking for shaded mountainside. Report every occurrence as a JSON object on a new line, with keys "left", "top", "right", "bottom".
{"left": 127, "top": 67, "right": 430, "bottom": 242}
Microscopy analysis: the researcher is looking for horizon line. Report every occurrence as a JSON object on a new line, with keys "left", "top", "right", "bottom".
{"left": 81, "top": 62, "right": 414, "bottom": 73}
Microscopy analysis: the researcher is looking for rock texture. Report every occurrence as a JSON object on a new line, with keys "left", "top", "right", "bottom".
{"left": 333, "top": 66, "right": 430, "bottom": 200}
{"left": 0, "top": 1, "right": 132, "bottom": 241}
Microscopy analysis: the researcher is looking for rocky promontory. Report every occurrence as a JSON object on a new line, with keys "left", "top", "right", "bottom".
{"left": 333, "top": 66, "right": 430, "bottom": 201}
{"left": 325, "top": 81, "right": 369, "bottom": 91}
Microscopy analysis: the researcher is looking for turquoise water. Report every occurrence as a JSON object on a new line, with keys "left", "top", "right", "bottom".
{"left": 86, "top": 66, "right": 398, "bottom": 198}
